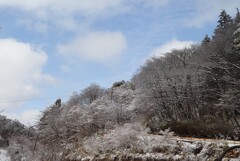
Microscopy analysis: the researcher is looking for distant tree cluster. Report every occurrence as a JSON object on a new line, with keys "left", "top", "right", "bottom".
{"left": 35, "top": 82, "right": 136, "bottom": 159}
{"left": 67, "top": 83, "right": 105, "bottom": 107}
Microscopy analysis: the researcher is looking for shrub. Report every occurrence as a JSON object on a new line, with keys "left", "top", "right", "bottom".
{"left": 161, "top": 120, "right": 239, "bottom": 139}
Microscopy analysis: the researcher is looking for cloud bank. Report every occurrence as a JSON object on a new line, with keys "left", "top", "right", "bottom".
{"left": 0, "top": 38, "right": 54, "bottom": 108}
{"left": 151, "top": 38, "right": 195, "bottom": 57}
{"left": 0, "top": 0, "right": 168, "bottom": 15}
{"left": 4, "top": 109, "right": 41, "bottom": 126}
{"left": 57, "top": 31, "right": 127, "bottom": 62}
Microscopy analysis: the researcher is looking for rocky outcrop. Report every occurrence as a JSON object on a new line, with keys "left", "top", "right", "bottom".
{"left": 113, "top": 80, "right": 126, "bottom": 88}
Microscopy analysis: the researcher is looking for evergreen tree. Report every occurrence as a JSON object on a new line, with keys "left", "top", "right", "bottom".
{"left": 213, "top": 10, "right": 233, "bottom": 43}
{"left": 233, "top": 9, "right": 240, "bottom": 51}
{"left": 233, "top": 22, "right": 240, "bottom": 50}
{"left": 234, "top": 8, "right": 240, "bottom": 24}
{"left": 217, "top": 9, "right": 233, "bottom": 30}
{"left": 200, "top": 10, "right": 235, "bottom": 122}
{"left": 201, "top": 34, "right": 211, "bottom": 46}
{"left": 233, "top": 8, "right": 240, "bottom": 50}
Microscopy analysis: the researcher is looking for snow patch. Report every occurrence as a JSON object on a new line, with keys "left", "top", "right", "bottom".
{"left": 0, "top": 149, "right": 10, "bottom": 161}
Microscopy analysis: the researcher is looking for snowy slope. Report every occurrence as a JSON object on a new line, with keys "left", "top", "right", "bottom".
{"left": 0, "top": 149, "right": 10, "bottom": 161}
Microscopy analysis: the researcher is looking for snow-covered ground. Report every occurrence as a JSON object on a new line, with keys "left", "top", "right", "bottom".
{"left": 0, "top": 149, "right": 10, "bottom": 161}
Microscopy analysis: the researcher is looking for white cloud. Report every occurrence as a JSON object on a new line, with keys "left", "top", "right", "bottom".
{"left": 57, "top": 31, "right": 127, "bottom": 62}
{"left": 0, "top": 38, "right": 54, "bottom": 108}
{"left": 150, "top": 38, "right": 195, "bottom": 57}
{"left": 34, "top": 21, "right": 48, "bottom": 33}
{"left": 185, "top": 0, "right": 240, "bottom": 27}
{"left": 0, "top": 0, "right": 127, "bottom": 32}
{"left": 0, "top": 0, "right": 125, "bottom": 16}
{"left": 2, "top": 0, "right": 169, "bottom": 32}
{"left": 0, "top": 0, "right": 168, "bottom": 15}
{"left": 17, "top": 19, "right": 48, "bottom": 33}
{"left": 136, "top": 0, "right": 169, "bottom": 8}
{"left": 4, "top": 109, "right": 41, "bottom": 126}
{"left": 61, "top": 65, "right": 71, "bottom": 73}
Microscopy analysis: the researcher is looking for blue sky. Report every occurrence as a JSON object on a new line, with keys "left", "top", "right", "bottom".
{"left": 0, "top": 0, "right": 239, "bottom": 125}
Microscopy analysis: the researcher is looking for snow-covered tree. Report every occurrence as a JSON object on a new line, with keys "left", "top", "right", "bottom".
{"left": 67, "top": 83, "right": 105, "bottom": 107}
{"left": 233, "top": 22, "right": 240, "bottom": 50}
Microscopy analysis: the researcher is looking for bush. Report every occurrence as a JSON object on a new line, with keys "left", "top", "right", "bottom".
{"left": 161, "top": 120, "right": 239, "bottom": 139}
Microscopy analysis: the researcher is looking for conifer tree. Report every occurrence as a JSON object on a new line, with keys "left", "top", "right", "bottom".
{"left": 217, "top": 9, "right": 233, "bottom": 29}
{"left": 233, "top": 8, "right": 240, "bottom": 50}
{"left": 233, "top": 22, "right": 240, "bottom": 50}
{"left": 201, "top": 34, "right": 211, "bottom": 46}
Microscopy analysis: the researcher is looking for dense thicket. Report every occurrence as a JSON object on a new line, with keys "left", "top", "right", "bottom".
{"left": 133, "top": 9, "right": 240, "bottom": 137}
{"left": 32, "top": 81, "right": 136, "bottom": 160}
{"left": 0, "top": 114, "right": 32, "bottom": 140}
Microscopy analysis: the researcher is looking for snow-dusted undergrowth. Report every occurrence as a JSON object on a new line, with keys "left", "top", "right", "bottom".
{"left": 0, "top": 149, "right": 10, "bottom": 161}
{"left": 63, "top": 123, "right": 230, "bottom": 161}
{"left": 3, "top": 82, "right": 240, "bottom": 161}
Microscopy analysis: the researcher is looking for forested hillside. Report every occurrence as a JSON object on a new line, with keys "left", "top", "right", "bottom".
{"left": 1, "top": 9, "right": 240, "bottom": 161}
{"left": 132, "top": 9, "right": 240, "bottom": 138}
